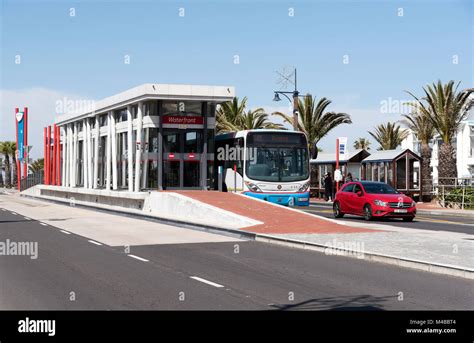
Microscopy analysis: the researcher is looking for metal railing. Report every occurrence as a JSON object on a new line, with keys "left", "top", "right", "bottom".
{"left": 20, "top": 170, "right": 44, "bottom": 192}
{"left": 424, "top": 177, "right": 474, "bottom": 210}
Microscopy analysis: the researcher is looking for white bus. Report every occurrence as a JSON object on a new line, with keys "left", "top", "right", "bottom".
{"left": 214, "top": 129, "right": 310, "bottom": 206}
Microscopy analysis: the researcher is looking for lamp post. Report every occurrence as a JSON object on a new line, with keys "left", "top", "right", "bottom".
{"left": 273, "top": 68, "right": 307, "bottom": 131}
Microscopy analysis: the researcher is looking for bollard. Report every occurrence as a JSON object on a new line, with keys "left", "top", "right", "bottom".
{"left": 218, "top": 166, "right": 223, "bottom": 192}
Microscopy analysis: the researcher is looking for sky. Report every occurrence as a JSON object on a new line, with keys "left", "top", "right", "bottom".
{"left": 1, "top": 0, "right": 473, "bottom": 159}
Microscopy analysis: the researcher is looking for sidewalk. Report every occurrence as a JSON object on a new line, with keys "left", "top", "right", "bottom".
{"left": 310, "top": 198, "right": 474, "bottom": 217}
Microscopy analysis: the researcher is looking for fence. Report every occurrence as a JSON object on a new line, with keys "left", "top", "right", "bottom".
{"left": 424, "top": 177, "right": 474, "bottom": 210}
{"left": 19, "top": 170, "right": 44, "bottom": 192}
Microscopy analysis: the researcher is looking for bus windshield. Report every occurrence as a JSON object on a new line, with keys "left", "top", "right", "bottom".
{"left": 245, "top": 132, "right": 309, "bottom": 182}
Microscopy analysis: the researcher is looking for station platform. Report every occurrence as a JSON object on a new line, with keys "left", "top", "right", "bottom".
{"left": 172, "top": 191, "right": 377, "bottom": 235}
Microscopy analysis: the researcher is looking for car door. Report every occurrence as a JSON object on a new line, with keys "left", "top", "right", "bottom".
{"left": 339, "top": 183, "right": 354, "bottom": 212}
{"left": 351, "top": 183, "right": 366, "bottom": 215}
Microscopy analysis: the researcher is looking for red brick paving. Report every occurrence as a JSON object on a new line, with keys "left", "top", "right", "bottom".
{"left": 171, "top": 191, "right": 379, "bottom": 234}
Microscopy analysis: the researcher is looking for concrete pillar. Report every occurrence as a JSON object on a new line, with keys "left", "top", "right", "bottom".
{"left": 93, "top": 115, "right": 99, "bottom": 189}
{"left": 127, "top": 105, "right": 134, "bottom": 192}
{"left": 122, "top": 133, "right": 126, "bottom": 187}
{"left": 111, "top": 112, "right": 118, "bottom": 190}
{"left": 72, "top": 122, "right": 78, "bottom": 187}
{"left": 106, "top": 113, "right": 112, "bottom": 191}
{"left": 142, "top": 128, "right": 149, "bottom": 189}
{"left": 62, "top": 126, "right": 67, "bottom": 186}
{"left": 82, "top": 120, "right": 87, "bottom": 188}
{"left": 134, "top": 103, "right": 143, "bottom": 192}
{"left": 68, "top": 124, "right": 73, "bottom": 187}
{"left": 87, "top": 119, "right": 93, "bottom": 188}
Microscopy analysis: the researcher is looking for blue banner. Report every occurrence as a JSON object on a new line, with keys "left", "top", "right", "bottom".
{"left": 17, "top": 114, "right": 24, "bottom": 163}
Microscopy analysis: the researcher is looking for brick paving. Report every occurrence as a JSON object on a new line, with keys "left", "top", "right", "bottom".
{"left": 172, "top": 191, "right": 379, "bottom": 234}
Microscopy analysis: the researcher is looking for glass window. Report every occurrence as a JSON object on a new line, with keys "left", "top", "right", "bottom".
{"left": 208, "top": 102, "right": 216, "bottom": 118}
{"left": 163, "top": 161, "right": 179, "bottom": 188}
{"left": 184, "top": 131, "right": 202, "bottom": 153}
{"left": 148, "top": 129, "right": 159, "bottom": 152}
{"left": 114, "top": 109, "right": 127, "bottom": 122}
{"left": 163, "top": 132, "right": 179, "bottom": 152}
{"left": 342, "top": 183, "right": 354, "bottom": 192}
{"left": 161, "top": 101, "right": 203, "bottom": 117}
{"left": 396, "top": 158, "right": 407, "bottom": 189}
{"left": 144, "top": 101, "right": 158, "bottom": 116}
{"left": 353, "top": 183, "right": 363, "bottom": 193}
{"left": 147, "top": 161, "right": 158, "bottom": 188}
{"left": 184, "top": 162, "right": 200, "bottom": 187}
{"left": 99, "top": 114, "right": 108, "bottom": 127}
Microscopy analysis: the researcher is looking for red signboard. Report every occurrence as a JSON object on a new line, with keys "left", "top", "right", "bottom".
{"left": 162, "top": 116, "right": 204, "bottom": 125}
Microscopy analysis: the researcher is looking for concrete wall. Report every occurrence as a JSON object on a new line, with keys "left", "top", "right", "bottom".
{"left": 22, "top": 185, "right": 261, "bottom": 230}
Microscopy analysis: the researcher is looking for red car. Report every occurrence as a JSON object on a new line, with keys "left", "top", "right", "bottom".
{"left": 333, "top": 181, "right": 416, "bottom": 221}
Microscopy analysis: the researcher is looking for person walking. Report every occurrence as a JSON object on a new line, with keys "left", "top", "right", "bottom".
{"left": 324, "top": 172, "right": 333, "bottom": 202}
{"left": 345, "top": 172, "right": 353, "bottom": 183}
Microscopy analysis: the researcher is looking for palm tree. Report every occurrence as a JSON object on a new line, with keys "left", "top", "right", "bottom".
{"left": 29, "top": 158, "right": 44, "bottom": 173}
{"left": 401, "top": 103, "right": 435, "bottom": 201}
{"left": 239, "top": 109, "right": 285, "bottom": 130}
{"left": 273, "top": 95, "right": 352, "bottom": 157}
{"left": 216, "top": 97, "right": 284, "bottom": 133}
{"left": 406, "top": 81, "right": 474, "bottom": 185}
{"left": 368, "top": 122, "right": 408, "bottom": 150}
{"left": 353, "top": 138, "right": 371, "bottom": 150}
{"left": 0, "top": 141, "right": 16, "bottom": 187}
{"left": 216, "top": 97, "right": 248, "bottom": 133}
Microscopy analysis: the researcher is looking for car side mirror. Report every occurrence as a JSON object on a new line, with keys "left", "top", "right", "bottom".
{"left": 356, "top": 191, "right": 363, "bottom": 197}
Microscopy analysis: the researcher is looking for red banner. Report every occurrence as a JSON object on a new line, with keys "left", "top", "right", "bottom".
{"left": 162, "top": 116, "right": 204, "bottom": 125}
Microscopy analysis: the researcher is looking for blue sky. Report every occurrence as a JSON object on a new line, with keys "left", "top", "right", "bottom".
{"left": 1, "top": 0, "right": 473, "bottom": 158}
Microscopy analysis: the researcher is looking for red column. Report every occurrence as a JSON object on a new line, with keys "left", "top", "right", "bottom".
{"left": 336, "top": 138, "right": 340, "bottom": 193}
{"left": 52, "top": 124, "right": 57, "bottom": 185}
{"left": 43, "top": 127, "right": 47, "bottom": 184}
{"left": 23, "top": 107, "right": 28, "bottom": 178}
{"left": 57, "top": 126, "right": 61, "bottom": 185}
{"left": 46, "top": 126, "right": 51, "bottom": 185}
{"left": 15, "top": 108, "right": 20, "bottom": 191}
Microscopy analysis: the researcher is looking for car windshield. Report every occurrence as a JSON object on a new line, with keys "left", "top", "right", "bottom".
{"left": 363, "top": 183, "right": 398, "bottom": 194}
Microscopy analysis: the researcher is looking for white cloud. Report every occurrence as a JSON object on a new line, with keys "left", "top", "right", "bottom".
{"left": 0, "top": 88, "right": 93, "bottom": 160}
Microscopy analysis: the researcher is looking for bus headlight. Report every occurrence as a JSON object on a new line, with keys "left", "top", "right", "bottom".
{"left": 245, "top": 181, "right": 262, "bottom": 192}
{"left": 298, "top": 182, "right": 310, "bottom": 193}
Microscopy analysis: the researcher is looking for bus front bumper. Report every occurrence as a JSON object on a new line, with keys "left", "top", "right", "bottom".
{"left": 242, "top": 192, "right": 310, "bottom": 206}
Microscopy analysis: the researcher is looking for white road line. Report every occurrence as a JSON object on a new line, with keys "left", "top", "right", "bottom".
{"left": 40, "top": 222, "right": 48, "bottom": 226}
{"left": 60, "top": 230, "right": 71, "bottom": 235}
{"left": 190, "top": 276, "right": 224, "bottom": 288}
{"left": 128, "top": 254, "right": 149, "bottom": 262}
{"left": 24, "top": 217, "right": 31, "bottom": 220}
{"left": 11, "top": 212, "right": 17, "bottom": 215}
{"left": 1, "top": 208, "right": 6, "bottom": 211}
{"left": 88, "top": 240, "right": 102, "bottom": 246}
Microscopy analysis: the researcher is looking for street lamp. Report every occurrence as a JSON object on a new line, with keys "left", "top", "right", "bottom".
{"left": 272, "top": 68, "right": 307, "bottom": 131}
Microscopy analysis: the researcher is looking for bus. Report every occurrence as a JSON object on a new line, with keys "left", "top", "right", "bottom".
{"left": 214, "top": 129, "right": 310, "bottom": 206}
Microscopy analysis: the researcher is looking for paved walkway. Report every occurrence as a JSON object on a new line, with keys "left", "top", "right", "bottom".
{"left": 173, "top": 191, "right": 377, "bottom": 234}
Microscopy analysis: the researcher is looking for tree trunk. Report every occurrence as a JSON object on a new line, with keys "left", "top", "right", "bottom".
{"left": 420, "top": 143, "right": 432, "bottom": 202}
{"left": 12, "top": 156, "right": 18, "bottom": 187}
{"left": 4, "top": 156, "right": 11, "bottom": 187}
{"left": 437, "top": 142, "right": 457, "bottom": 186}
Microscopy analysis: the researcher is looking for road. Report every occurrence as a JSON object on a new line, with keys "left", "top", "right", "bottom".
{"left": 0, "top": 201, "right": 472, "bottom": 310}
{"left": 303, "top": 204, "right": 474, "bottom": 235}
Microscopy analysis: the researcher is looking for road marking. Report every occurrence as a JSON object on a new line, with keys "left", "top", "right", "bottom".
{"left": 40, "top": 222, "right": 48, "bottom": 226}
{"left": 60, "top": 230, "right": 71, "bottom": 235}
{"left": 190, "top": 276, "right": 224, "bottom": 288}
{"left": 128, "top": 254, "right": 149, "bottom": 262}
{"left": 24, "top": 217, "right": 31, "bottom": 220}
{"left": 88, "top": 240, "right": 103, "bottom": 246}
{"left": 11, "top": 212, "right": 17, "bottom": 215}
{"left": 1, "top": 208, "right": 6, "bottom": 211}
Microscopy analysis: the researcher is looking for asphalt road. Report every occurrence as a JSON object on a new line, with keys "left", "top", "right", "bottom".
{"left": 304, "top": 204, "right": 474, "bottom": 235}
{"left": 0, "top": 207, "right": 472, "bottom": 310}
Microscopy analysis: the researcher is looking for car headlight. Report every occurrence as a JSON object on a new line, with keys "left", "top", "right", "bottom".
{"left": 374, "top": 199, "right": 388, "bottom": 207}
{"left": 298, "top": 182, "right": 310, "bottom": 193}
{"left": 245, "top": 181, "right": 262, "bottom": 192}
{"left": 411, "top": 201, "right": 416, "bottom": 207}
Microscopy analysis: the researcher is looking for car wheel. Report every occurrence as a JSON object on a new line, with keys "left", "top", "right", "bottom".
{"left": 363, "top": 204, "right": 373, "bottom": 221}
{"left": 403, "top": 217, "right": 414, "bottom": 222}
{"left": 333, "top": 202, "right": 344, "bottom": 218}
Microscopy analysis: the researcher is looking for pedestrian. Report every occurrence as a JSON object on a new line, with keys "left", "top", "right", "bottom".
{"left": 345, "top": 172, "right": 353, "bottom": 183}
{"left": 324, "top": 172, "right": 333, "bottom": 202}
